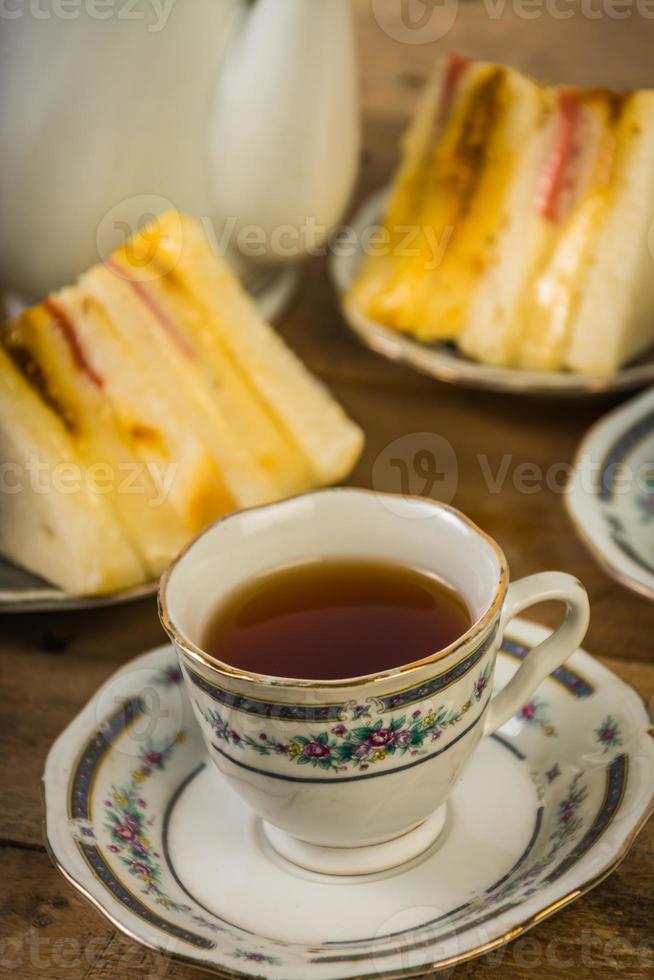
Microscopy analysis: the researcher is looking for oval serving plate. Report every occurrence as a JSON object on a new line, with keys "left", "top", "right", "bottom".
{"left": 330, "top": 189, "right": 654, "bottom": 398}
{"left": 0, "top": 556, "right": 158, "bottom": 613}
{"left": 567, "top": 386, "right": 654, "bottom": 600}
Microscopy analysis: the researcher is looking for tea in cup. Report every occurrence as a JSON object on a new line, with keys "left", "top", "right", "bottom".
{"left": 159, "top": 489, "right": 589, "bottom": 875}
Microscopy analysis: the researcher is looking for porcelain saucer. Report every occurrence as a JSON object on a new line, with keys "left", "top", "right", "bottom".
{"left": 567, "top": 387, "right": 654, "bottom": 600}
{"left": 44, "top": 619, "right": 654, "bottom": 979}
{"left": 330, "top": 190, "right": 654, "bottom": 398}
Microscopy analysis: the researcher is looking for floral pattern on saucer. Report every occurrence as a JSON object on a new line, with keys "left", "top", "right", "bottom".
{"left": 198, "top": 664, "right": 493, "bottom": 773}
{"left": 104, "top": 735, "right": 189, "bottom": 914}
{"left": 595, "top": 715, "right": 623, "bottom": 753}
{"left": 449, "top": 770, "right": 590, "bottom": 920}
{"left": 516, "top": 696, "right": 557, "bottom": 736}
{"left": 232, "top": 949, "right": 282, "bottom": 966}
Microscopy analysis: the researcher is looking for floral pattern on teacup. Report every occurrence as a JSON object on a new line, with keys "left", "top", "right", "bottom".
{"left": 199, "top": 664, "right": 493, "bottom": 774}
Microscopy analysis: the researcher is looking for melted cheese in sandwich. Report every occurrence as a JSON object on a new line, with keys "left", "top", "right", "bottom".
{"left": 350, "top": 63, "right": 521, "bottom": 341}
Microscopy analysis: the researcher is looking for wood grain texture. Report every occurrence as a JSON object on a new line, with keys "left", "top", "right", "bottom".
{"left": 1, "top": 2, "right": 653, "bottom": 977}
{"left": 0, "top": 837, "right": 652, "bottom": 980}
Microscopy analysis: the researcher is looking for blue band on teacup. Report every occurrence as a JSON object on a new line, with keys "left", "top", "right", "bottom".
{"left": 184, "top": 624, "right": 499, "bottom": 722}
{"left": 196, "top": 661, "right": 493, "bottom": 774}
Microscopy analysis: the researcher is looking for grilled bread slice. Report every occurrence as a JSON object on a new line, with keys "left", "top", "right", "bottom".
{"left": 109, "top": 211, "right": 364, "bottom": 486}
{"left": 564, "top": 91, "right": 654, "bottom": 374}
{"left": 349, "top": 54, "right": 654, "bottom": 374}
{"left": 0, "top": 211, "right": 363, "bottom": 592}
{"left": 7, "top": 299, "right": 191, "bottom": 576}
{"left": 0, "top": 343, "right": 145, "bottom": 594}
{"left": 350, "top": 56, "right": 555, "bottom": 348}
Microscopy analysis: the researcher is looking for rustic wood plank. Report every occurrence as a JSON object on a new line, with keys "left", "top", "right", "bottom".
{"left": 0, "top": 846, "right": 208, "bottom": 980}
{"left": 0, "top": 598, "right": 164, "bottom": 848}
{"left": 353, "top": 0, "right": 654, "bottom": 121}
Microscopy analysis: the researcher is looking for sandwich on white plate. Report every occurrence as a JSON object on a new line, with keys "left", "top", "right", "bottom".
{"left": 0, "top": 212, "right": 364, "bottom": 594}
{"left": 349, "top": 54, "right": 654, "bottom": 376}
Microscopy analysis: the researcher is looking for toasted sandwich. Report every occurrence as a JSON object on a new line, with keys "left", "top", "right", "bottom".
{"left": 0, "top": 344, "right": 145, "bottom": 594}
{"left": 0, "top": 212, "right": 363, "bottom": 593}
{"left": 349, "top": 55, "right": 654, "bottom": 375}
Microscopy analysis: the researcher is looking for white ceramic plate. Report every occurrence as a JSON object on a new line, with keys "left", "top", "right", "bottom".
{"left": 567, "top": 387, "right": 654, "bottom": 600}
{"left": 44, "top": 620, "right": 654, "bottom": 979}
{"left": 0, "top": 556, "right": 158, "bottom": 613}
{"left": 330, "top": 190, "right": 654, "bottom": 397}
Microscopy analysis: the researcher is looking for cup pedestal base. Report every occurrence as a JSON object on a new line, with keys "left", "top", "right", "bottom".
{"left": 263, "top": 806, "right": 447, "bottom": 876}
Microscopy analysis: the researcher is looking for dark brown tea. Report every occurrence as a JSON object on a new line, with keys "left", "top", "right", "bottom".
{"left": 202, "top": 559, "right": 471, "bottom": 680}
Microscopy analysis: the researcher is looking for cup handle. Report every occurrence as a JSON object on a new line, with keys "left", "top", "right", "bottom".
{"left": 484, "top": 572, "right": 590, "bottom": 735}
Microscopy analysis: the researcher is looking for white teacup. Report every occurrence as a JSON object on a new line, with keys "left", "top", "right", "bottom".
{"left": 159, "top": 489, "right": 589, "bottom": 875}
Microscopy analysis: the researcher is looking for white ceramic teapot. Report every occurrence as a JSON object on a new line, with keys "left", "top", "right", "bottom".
{"left": 0, "top": 0, "right": 359, "bottom": 305}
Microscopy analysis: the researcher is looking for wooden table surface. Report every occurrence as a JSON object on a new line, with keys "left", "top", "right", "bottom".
{"left": 2, "top": 3, "right": 653, "bottom": 978}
